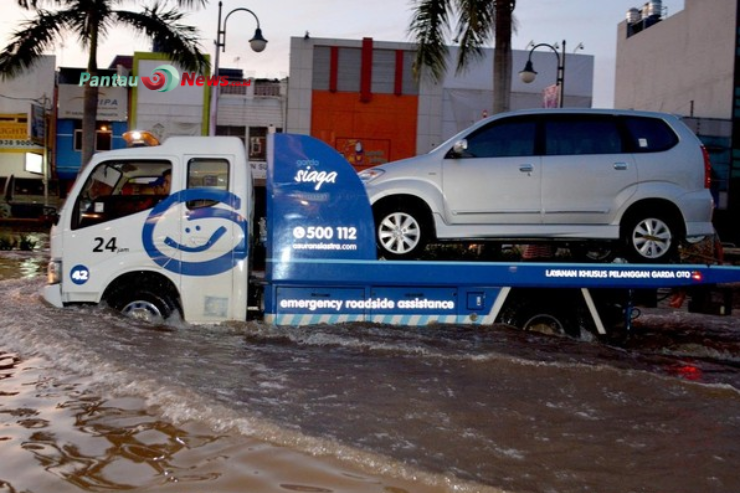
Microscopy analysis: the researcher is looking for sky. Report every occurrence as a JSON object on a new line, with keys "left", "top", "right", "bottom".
{"left": 0, "top": 0, "right": 685, "bottom": 108}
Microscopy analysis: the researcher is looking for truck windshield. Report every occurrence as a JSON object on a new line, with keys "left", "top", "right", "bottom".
{"left": 72, "top": 160, "right": 172, "bottom": 230}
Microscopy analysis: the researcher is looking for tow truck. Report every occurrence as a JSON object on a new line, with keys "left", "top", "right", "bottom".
{"left": 42, "top": 133, "right": 740, "bottom": 338}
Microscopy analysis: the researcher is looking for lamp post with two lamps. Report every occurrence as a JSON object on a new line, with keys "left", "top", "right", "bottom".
{"left": 518, "top": 40, "right": 567, "bottom": 108}
{"left": 209, "top": 1, "right": 267, "bottom": 136}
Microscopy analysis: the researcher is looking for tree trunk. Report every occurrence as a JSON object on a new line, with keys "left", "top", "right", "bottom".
{"left": 81, "top": 79, "right": 99, "bottom": 172}
{"left": 492, "top": 1, "right": 513, "bottom": 114}
{"left": 80, "top": 15, "right": 100, "bottom": 174}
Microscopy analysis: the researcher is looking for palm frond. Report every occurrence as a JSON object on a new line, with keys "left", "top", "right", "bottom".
{"left": 66, "top": 0, "right": 115, "bottom": 49}
{"left": 113, "top": 3, "right": 209, "bottom": 73}
{"left": 0, "top": 9, "right": 73, "bottom": 79}
{"left": 17, "top": 0, "right": 71, "bottom": 10}
{"left": 409, "top": 0, "right": 453, "bottom": 82}
{"left": 454, "top": 0, "right": 494, "bottom": 74}
{"left": 173, "top": 0, "right": 208, "bottom": 8}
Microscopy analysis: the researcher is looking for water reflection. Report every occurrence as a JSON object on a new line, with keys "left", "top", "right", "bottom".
{"left": 0, "top": 351, "right": 427, "bottom": 493}
{"left": 0, "top": 231, "right": 48, "bottom": 280}
{"left": 22, "top": 400, "right": 225, "bottom": 490}
{"left": 1, "top": 353, "right": 231, "bottom": 491}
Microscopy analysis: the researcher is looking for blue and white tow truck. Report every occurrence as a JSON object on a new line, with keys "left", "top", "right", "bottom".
{"left": 42, "top": 133, "right": 740, "bottom": 337}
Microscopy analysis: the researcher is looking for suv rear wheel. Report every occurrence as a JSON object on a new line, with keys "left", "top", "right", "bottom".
{"left": 622, "top": 211, "right": 679, "bottom": 263}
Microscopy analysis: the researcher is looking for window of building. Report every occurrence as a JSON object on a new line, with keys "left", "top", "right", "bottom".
{"left": 216, "top": 125, "right": 246, "bottom": 144}
{"left": 74, "top": 121, "right": 113, "bottom": 152}
{"left": 248, "top": 127, "right": 282, "bottom": 161}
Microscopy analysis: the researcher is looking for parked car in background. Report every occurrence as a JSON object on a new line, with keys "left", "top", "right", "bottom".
{"left": 359, "top": 109, "right": 715, "bottom": 263}
{"left": 0, "top": 175, "right": 59, "bottom": 220}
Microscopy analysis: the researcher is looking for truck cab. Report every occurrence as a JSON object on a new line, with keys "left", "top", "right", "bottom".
{"left": 44, "top": 137, "right": 252, "bottom": 324}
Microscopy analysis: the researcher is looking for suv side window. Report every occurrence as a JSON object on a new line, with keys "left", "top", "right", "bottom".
{"left": 462, "top": 118, "right": 537, "bottom": 158}
{"left": 544, "top": 116, "right": 624, "bottom": 155}
{"left": 622, "top": 116, "right": 678, "bottom": 152}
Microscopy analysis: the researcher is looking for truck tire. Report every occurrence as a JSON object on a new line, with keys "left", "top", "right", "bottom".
{"left": 621, "top": 212, "right": 679, "bottom": 263}
{"left": 109, "top": 289, "right": 177, "bottom": 324}
{"left": 498, "top": 293, "right": 582, "bottom": 338}
{"left": 375, "top": 205, "right": 430, "bottom": 259}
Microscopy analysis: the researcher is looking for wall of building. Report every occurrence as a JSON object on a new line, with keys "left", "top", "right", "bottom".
{"left": 615, "top": 0, "right": 736, "bottom": 119}
{"left": 288, "top": 37, "right": 423, "bottom": 168}
{"left": 217, "top": 78, "right": 286, "bottom": 181}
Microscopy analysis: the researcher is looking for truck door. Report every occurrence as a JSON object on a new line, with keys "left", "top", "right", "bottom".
{"left": 171, "top": 156, "right": 248, "bottom": 321}
{"left": 64, "top": 158, "right": 176, "bottom": 302}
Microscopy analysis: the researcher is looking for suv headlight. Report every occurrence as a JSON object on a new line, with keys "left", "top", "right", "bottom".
{"left": 358, "top": 168, "right": 385, "bottom": 183}
{"left": 47, "top": 260, "right": 61, "bottom": 285}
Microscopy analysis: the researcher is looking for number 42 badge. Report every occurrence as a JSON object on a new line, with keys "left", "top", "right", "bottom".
{"left": 70, "top": 265, "right": 90, "bottom": 285}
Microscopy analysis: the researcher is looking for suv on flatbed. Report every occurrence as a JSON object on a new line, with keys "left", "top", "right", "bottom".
{"left": 359, "top": 108, "right": 715, "bottom": 262}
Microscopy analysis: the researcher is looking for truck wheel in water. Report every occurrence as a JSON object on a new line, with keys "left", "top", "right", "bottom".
{"left": 111, "top": 290, "right": 176, "bottom": 324}
{"left": 375, "top": 205, "right": 429, "bottom": 260}
{"left": 498, "top": 295, "right": 582, "bottom": 338}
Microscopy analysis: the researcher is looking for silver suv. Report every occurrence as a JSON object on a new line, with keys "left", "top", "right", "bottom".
{"left": 359, "top": 109, "right": 714, "bottom": 262}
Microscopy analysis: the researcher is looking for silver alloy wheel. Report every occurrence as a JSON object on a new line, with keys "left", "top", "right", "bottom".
{"left": 631, "top": 217, "right": 672, "bottom": 260}
{"left": 378, "top": 211, "right": 421, "bottom": 255}
{"left": 121, "top": 300, "right": 164, "bottom": 323}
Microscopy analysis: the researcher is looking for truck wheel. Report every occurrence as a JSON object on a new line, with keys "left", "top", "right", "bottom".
{"left": 498, "top": 297, "right": 581, "bottom": 338}
{"left": 622, "top": 213, "right": 678, "bottom": 263}
{"left": 375, "top": 206, "right": 429, "bottom": 259}
{"left": 110, "top": 290, "right": 177, "bottom": 324}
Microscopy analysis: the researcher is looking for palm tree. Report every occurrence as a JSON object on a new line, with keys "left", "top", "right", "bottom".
{"left": 409, "top": 0, "right": 516, "bottom": 114}
{"left": 2, "top": 0, "right": 210, "bottom": 170}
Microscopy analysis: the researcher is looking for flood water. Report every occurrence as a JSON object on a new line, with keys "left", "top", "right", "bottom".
{"left": 1, "top": 235, "right": 740, "bottom": 493}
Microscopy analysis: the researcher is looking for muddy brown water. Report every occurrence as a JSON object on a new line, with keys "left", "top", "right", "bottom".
{"left": 1, "top": 235, "right": 740, "bottom": 493}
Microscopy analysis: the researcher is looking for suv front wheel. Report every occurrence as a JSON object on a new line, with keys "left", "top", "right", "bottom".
{"left": 375, "top": 204, "right": 430, "bottom": 259}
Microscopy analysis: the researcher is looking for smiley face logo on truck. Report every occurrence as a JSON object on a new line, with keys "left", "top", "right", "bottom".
{"left": 142, "top": 189, "right": 248, "bottom": 276}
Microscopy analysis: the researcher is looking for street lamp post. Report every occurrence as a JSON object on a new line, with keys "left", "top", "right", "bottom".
{"left": 518, "top": 40, "right": 566, "bottom": 108}
{"left": 209, "top": 1, "right": 267, "bottom": 136}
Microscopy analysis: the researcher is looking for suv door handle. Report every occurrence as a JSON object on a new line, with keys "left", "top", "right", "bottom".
{"left": 519, "top": 164, "right": 534, "bottom": 173}
{"left": 613, "top": 162, "right": 629, "bottom": 170}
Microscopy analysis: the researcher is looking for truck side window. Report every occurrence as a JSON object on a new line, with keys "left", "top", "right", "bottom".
{"left": 72, "top": 160, "right": 172, "bottom": 230}
{"left": 187, "top": 158, "right": 229, "bottom": 208}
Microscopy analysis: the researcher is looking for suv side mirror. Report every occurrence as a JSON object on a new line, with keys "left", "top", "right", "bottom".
{"left": 448, "top": 139, "right": 468, "bottom": 158}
